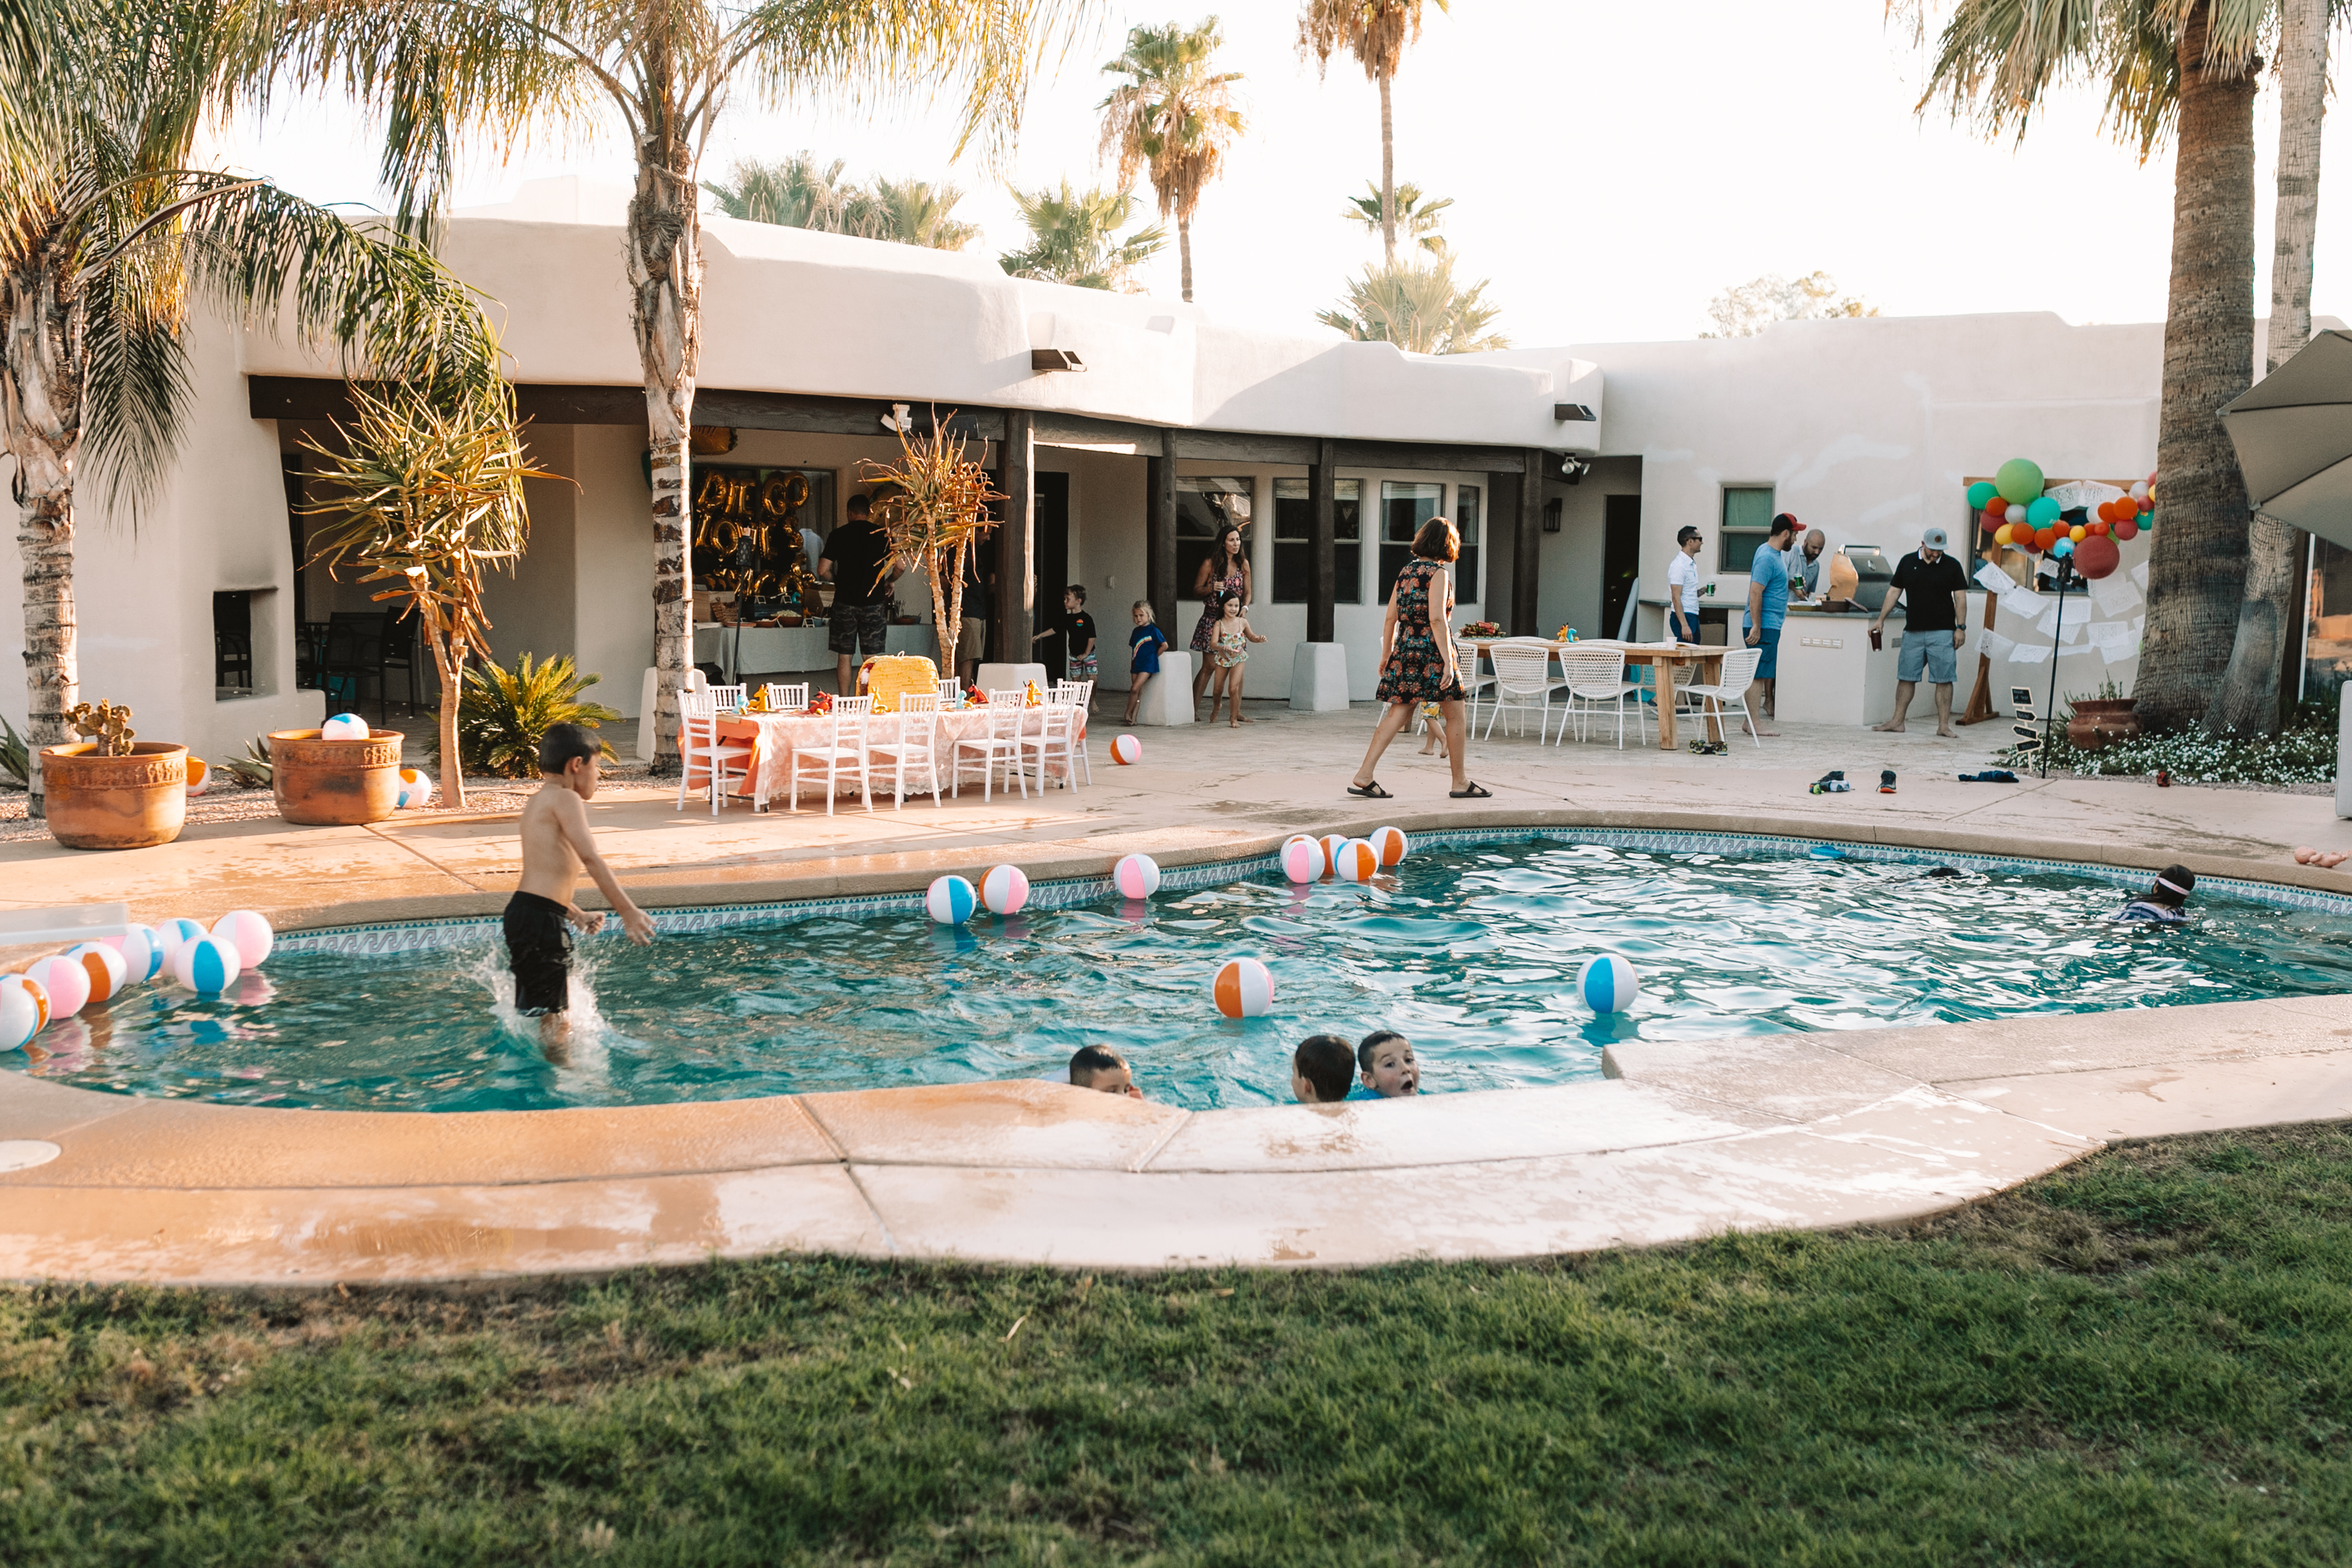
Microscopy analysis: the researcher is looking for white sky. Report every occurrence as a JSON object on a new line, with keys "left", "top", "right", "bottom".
{"left": 219, "top": 0, "right": 2352, "bottom": 348}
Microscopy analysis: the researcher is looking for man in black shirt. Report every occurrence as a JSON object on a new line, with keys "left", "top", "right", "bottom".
{"left": 1871, "top": 524, "right": 1972, "bottom": 737}
{"left": 819, "top": 494, "right": 900, "bottom": 695}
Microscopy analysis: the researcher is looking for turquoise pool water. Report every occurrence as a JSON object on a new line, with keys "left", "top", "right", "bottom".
{"left": 16, "top": 839, "right": 2352, "bottom": 1112}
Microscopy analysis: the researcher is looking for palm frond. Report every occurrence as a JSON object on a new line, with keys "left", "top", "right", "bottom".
{"left": 998, "top": 179, "right": 1164, "bottom": 289}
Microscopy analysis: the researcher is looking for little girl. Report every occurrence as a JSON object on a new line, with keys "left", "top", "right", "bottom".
{"left": 1204, "top": 590, "right": 1266, "bottom": 727}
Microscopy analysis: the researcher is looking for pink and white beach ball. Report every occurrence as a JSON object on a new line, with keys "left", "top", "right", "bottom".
{"left": 1109, "top": 734, "right": 1143, "bottom": 765}
{"left": 320, "top": 713, "right": 371, "bottom": 741}
{"left": 172, "top": 935, "right": 242, "bottom": 995}
{"left": 1213, "top": 956, "right": 1276, "bottom": 1018}
{"left": 211, "top": 910, "right": 274, "bottom": 968}
{"left": 1331, "top": 840, "right": 1380, "bottom": 883}
{"left": 102, "top": 923, "right": 165, "bottom": 984}
{"left": 0, "top": 973, "right": 49, "bottom": 1050}
{"left": 1113, "top": 853, "right": 1161, "bottom": 899}
{"left": 925, "top": 875, "right": 978, "bottom": 924}
{"left": 1279, "top": 837, "right": 1325, "bottom": 884}
{"left": 1369, "top": 826, "right": 1410, "bottom": 867}
{"left": 62, "top": 942, "right": 128, "bottom": 1007}
{"left": 24, "top": 953, "right": 90, "bottom": 1018}
{"left": 979, "top": 864, "right": 1031, "bottom": 916}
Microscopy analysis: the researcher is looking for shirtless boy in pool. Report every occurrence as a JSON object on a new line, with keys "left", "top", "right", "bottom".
{"left": 508, "top": 724, "right": 655, "bottom": 1060}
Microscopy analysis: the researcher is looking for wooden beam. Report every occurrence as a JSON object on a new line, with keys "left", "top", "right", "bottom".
{"left": 1034, "top": 410, "right": 1151, "bottom": 448}
{"left": 997, "top": 411, "right": 1036, "bottom": 674}
{"left": 1330, "top": 439, "right": 1531, "bottom": 474}
{"left": 1514, "top": 448, "right": 1544, "bottom": 635}
{"left": 1171, "top": 430, "right": 1319, "bottom": 465}
{"left": 246, "top": 377, "right": 1004, "bottom": 441}
{"left": 1147, "top": 430, "right": 1179, "bottom": 640}
{"left": 1309, "top": 439, "right": 1337, "bottom": 643}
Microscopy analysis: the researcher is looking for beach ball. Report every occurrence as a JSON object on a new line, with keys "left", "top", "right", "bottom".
{"left": 1579, "top": 954, "right": 1640, "bottom": 1014}
{"left": 1319, "top": 834, "right": 1351, "bottom": 876}
{"left": 172, "top": 935, "right": 242, "bottom": 995}
{"left": 0, "top": 974, "right": 49, "bottom": 1050}
{"left": 395, "top": 767, "right": 437, "bottom": 809}
{"left": 1369, "top": 826, "right": 1409, "bottom": 867}
{"left": 1212, "top": 956, "right": 1276, "bottom": 1018}
{"left": 155, "top": 916, "right": 208, "bottom": 965}
{"left": 1109, "top": 734, "right": 1143, "bottom": 765}
{"left": 1113, "top": 853, "right": 1161, "bottom": 899}
{"left": 102, "top": 923, "right": 165, "bottom": 984}
{"left": 24, "top": 953, "right": 90, "bottom": 1018}
{"left": 211, "top": 909, "right": 274, "bottom": 968}
{"left": 979, "top": 864, "right": 1030, "bottom": 916}
{"left": 1279, "top": 837, "right": 1324, "bottom": 884}
{"left": 320, "top": 713, "right": 371, "bottom": 741}
{"left": 925, "top": 875, "right": 978, "bottom": 924}
{"left": 62, "top": 942, "right": 128, "bottom": 1007}
{"left": 1331, "top": 839, "right": 1380, "bottom": 883}
{"left": 185, "top": 756, "right": 209, "bottom": 797}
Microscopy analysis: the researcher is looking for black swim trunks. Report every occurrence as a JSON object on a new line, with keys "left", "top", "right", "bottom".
{"left": 504, "top": 891, "right": 572, "bottom": 1014}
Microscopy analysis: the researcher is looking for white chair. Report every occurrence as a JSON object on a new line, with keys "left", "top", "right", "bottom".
{"left": 1676, "top": 647, "right": 1766, "bottom": 748}
{"left": 787, "top": 695, "right": 874, "bottom": 815}
{"left": 1481, "top": 643, "right": 1566, "bottom": 741}
{"left": 1018, "top": 699, "right": 1081, "bottom": 790}
{"left": 1046, "top": 684, "right": 1092, "bottom": 786}
{"left": 1456, "top": 644, "right": 1497, "bottom": 731}
{"left": 935, "top": 678, "right": 966, "bottom": 710}
{"left": 952, "top": 699, "right": 1027, "bottom": 802}
{"left": 759, "top": 682, "right": 809, "bottom": 711}
{"left": 677, "top": 688, "right": 754, "bottom": 815}
{"left": 1557, "top": 647, "right": 1649, "bottom": 750}
{"left": 707, "top": 683, "right": 747, "bottom": 712}
{"left": 866, "top": 693, "right": 945, "bottom": 810}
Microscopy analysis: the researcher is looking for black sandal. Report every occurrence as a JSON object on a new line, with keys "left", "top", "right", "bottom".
{"left": 1347, "top": 780, "right": 1393, "bottom": 800}
{"left": 1450, "top": 782, "right": 1493, "bottom": 799}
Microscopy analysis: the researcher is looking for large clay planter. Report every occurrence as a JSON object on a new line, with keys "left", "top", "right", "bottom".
{"left": 270, "top": 728, "right": 403, "bottom": 826}
{"left": 40, "top": 742, "right": 188, "bottom": 850}
{"left": 2065, "top": 698, "right": 2142, "bottom": 752}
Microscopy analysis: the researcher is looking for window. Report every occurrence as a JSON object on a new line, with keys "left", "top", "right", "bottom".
{"left": 1454, "top": 485, "right": 1481, "bottom": 604}
{"left": 1719, "top": 485, "right": 1777, "bottom": 573}
{"left": 1272, "top": 478, "right": 1362, "bottom": 604}
{"left": 1177, "top": 476, "right": 1254, "bottom": 607}
{"left": 1377, "top": 481, "right": 1446, "bottom": 603}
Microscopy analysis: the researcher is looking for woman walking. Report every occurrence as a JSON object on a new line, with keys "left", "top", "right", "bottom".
{"left": 1350, "top": 517, "right": 1488, "bottom": 800}
{"left": 1189, "top": 524, "right": 1251, "bottom": 711}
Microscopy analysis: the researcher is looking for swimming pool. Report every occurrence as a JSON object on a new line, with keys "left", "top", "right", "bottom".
{"left": 16, "top": 835, "right": 2352, "bottom": 1113}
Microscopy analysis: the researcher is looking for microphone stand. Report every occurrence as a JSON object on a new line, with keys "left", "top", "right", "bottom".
{"left": 2041, "top": 553, "right": 2076, "bottom": 779}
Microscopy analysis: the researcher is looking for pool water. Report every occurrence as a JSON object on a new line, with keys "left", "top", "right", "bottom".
{"left": 16, "top": 840, "right": 2352, "bottom": 1112}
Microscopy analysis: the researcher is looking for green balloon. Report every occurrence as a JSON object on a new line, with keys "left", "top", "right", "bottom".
{"left": 1994, "top": 458, "right": 2045, "bottom": 506}
{"left": 1965, "top": 480, "right": 1998, "bottom": 511}
{"left": 2025, "top": 495, "right": 2061, "bottom": 527}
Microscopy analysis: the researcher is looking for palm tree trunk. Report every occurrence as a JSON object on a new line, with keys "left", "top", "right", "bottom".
{"left": 5, "top": 260, "right": 83, "bottom": 819}
{"left": 627, "top": 150, "right": 702, "bottom": 771}
{"left": 2136, "top": 0, "right": 2259, "bottom": 733}
{"left": 1178, "top": 213, "right": 1194, "bottom": 303}
{"left": 2206, "top": 0, "right": 2325, "bottom": 737}
{"left": 1377, "top": 72, "right": 1397, "bottom": 266}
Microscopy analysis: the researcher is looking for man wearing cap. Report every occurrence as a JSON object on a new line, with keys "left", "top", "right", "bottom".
{"left": 1666, "top": 525, "right": 1704, "bottom": 643}
{"left": 1871, "top": 524, "right": 1971, "bottom": 737}
{"left": 1741, "top": 512, "right": 1798, "bottom": 732}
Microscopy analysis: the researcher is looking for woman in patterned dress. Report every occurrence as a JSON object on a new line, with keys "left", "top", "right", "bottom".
{"left": 1189, "top": 524, "right": 1250, "bottom": 710}
{"left": 1350, "top": 517, "right": 1488, "bottom": 800}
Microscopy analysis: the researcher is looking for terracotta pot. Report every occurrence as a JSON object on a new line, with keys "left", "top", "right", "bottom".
{"left": 40, "top": 742, "right": 187, "bottom": 850}
{"left": 270, "top": 727, "right": 403, "bottom": 826}
{"left": 2065, "top": 698, "right": 2141, "bottom": 752}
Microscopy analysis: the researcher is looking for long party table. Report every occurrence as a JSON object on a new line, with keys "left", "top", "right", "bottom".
{"left": 681, "top": 706, "right": 1079, "bottom": 807}
{"left": 1461, "top": 638, "right": 1731, "bottom": 750}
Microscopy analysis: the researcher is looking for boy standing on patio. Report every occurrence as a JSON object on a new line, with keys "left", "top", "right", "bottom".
{"left": 508, "top": 724, "right": 655, "bottom": 1062}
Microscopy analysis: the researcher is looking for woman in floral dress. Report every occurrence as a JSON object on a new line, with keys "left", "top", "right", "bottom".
{"left": 1351, "top": 517, "right": 1488, "bottom": 800}
{"left": 1189, "top": 524, "right": 1250, "bottom": 711}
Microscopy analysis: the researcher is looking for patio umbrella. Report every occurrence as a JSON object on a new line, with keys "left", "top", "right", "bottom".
{"left": 2219, "top": 328, "right": 2352, "bottom": 549}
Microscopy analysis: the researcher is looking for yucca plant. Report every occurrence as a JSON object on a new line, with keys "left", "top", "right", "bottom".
{"left": 861, "top": 419, "right": 1003, "bottom": 677}
{"left": 1, "top": 713, "right": 28, "bottom": 788}
{"left": 450, "top": 654, "right": 619, "bottom": 779}
{"left": 217, "top": 735, "right": 273, "bottom": 788}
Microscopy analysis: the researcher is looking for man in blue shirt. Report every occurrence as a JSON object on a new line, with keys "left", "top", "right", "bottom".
{"left": 1742, "top": 512, "right": 1797, "bottom": 734}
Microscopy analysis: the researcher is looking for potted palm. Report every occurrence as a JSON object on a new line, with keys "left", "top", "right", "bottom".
{"left": 40, "top": 700, "right": 187, "bottom": 849}
{"left": 860, "top": 412, "right": 1001, "bottom": 678}
{"left": 296, "top": 385, "right": 548, "bottom": 820}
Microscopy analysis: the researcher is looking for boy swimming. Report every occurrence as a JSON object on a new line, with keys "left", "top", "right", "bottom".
{"left": 1357, "top": 1030, "right": 1420, "bottom": 1098}
{"left": 507, "top": 723, "right": 655, "bottom": 1060}
{"left": 2114, "top": 863, "right": 2195, "bottom": 924}
{"left": 1290, "top": 1034, "right": 1357, "bottom": 1105}
{"left": 1069, "top": 1044, "right": 1143, "bottom": 1098}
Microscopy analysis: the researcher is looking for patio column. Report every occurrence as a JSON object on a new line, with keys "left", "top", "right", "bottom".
{"left": 1308, "top": 439, "right": 1337, "bottom": 642}
{"left": 996, "top": 410, "right": 1035, "bottom": 667}
{"left": 1146, "top": 428, "right": 1178, "bottom": 636}
{"left": 1514, "top": 448, "right": 1544, "bottom": 637}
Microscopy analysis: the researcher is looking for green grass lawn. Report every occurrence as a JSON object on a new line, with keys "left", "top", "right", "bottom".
{"left": 6, "top": 1125, "right": 2352, "bottom": 1566}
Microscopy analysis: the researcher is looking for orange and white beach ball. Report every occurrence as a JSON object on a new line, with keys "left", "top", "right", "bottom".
{"left": 979, "top": 863, "right": 1031, "bottom": 915}
{"left": 1331, "top": 839, "right": 1380, "bottom": 883}
{"left": 211, "top": 909, "right": 274, "bottom": 968}
{"left": 0, "top": 973, "right": 49, "bottom": 1050}
{"left": 1369, "top": 826, "right": 1409, "bottom": 867}
{"left": 1212, "top": 956, "right": 1276, "bottom": 1018}
{"left": 1279, "top": 837, "right": 1325, "bottom": 884}
{"left": 1113, "top": 852, "right": 1161, "bottom": 899}
{"left": 62, "top": 942, "right": 128, "bottom": 1007}
{"left": 395, "top": 767, "right": 437, "bottom": 808}
{"left": 1109, "top": 733, "right": 1143, "bottom": 765}
{"left": 1319, "top": 834, "right": 1351, "bottom": 877}
{"left": 24, "top": 953, "right": 90, "bottom": 1018}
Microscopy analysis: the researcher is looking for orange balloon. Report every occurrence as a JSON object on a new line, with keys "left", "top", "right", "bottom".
{"left": 2095, "top": 501, "right": 2116, "bottom": 524}
{"left": 2088, "top": 519, "right": 2110, "bottom": 536}
{"left": 2034, "top": 527, "right": 2058, "bottom": 551}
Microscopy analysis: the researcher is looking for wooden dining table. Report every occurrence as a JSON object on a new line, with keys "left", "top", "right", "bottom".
{"left": 1459, "top": 637, "right": 1731, "bottom": 750}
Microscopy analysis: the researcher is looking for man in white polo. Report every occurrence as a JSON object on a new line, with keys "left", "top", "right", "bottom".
{"left": 1666, "top": 525, "right": 1704, "bottom": 643}
{"left": 1871, "top": 524, "right": 1970, "bottom": 738}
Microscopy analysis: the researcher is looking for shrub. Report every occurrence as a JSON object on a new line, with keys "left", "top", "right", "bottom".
{"left": 445, "top": 654, "right": 619, "bottom": 779}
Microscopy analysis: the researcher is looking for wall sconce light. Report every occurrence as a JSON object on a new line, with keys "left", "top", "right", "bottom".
{"left": 1031, "top": 347, "right": 1087, "bottom": 372}
{"left": 1543, "top": 499, "right": 1564, "bottom": 534}
{"left": 1553, "top": 402, "right": 1596, "bottom": 422}
{"left": 1557, "top": 455, "right": 1590, "bottom": 485}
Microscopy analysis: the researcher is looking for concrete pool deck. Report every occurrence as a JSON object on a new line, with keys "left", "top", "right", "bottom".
{"left": 4, "top": 704, "right": 2352, "bottom": 1283}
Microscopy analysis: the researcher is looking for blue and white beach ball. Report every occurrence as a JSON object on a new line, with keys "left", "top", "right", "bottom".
{"left": 1213, "top": 956, "right": 1276, "bottom": 1018}
{"left": 1578, "top": 953, "right": 1640, "bottom": 1014}
{"left": 979, "top": 864, "right": 1030, "bottom": 916}
{"left": 172, "top": 935, "right": 242, "bottom": 995}
{"left": 1279, "top": 837, "right": 1324, "bottom": 884}
{"left": 925, "top": 875, "right": 978, "bottom": 924}
{"left": 63, "top": 942, "right": 128, "bottom": 1007}
{"left": 0, "top": 973, "right": 49, "bottom": 1050}
{"left": 320, "top": 713, "right": 371, "bottom": 741}
{"left": 395, "top": 767, "right": 437, "bottom": 809}
{"left": 1319, "top": 834, "right": 1351, "bottom": 878}
{"left": 157, "top": 916, "right": 208, "bottom": 957}
{"left": 211, "top": 909, "right": 274, "bottom": 968}
{"left": 103, "top": 923, "right": 165, "bottom": 984}
{"left": 1113, "top": 852, "right": 1161, "bottom": 899}
{"left": 24, "top": 953, "right": 89, "bottom": 1018}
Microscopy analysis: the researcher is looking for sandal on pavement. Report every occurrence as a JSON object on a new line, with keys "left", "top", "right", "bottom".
{"left": 1347, "top": 780, "right": 1393, "bottom": 800}
{"left": 1450, "top": 782, "right": 1494, "bottom": 799}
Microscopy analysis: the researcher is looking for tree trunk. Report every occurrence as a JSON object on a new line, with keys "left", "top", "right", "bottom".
{"left": 2136, "top": 0, "right": 2259, "bottom": 733}
{"left": 1377, "top": 72, "right": 1397, "bottom": 266}
{"left": 2206, "top": 0, "right": 2325, "bottom": 737}
{"left": 1178, "top": 214, "right": 1193, "bottom": 303}
{"left": 434, "top": 628, "right": 466, "bottom": 811}
{"left": 3, "top": 256, "right": 85, "bottom": 819}
{"left": 627, "top": 141, "right": 702, "bottom": 771}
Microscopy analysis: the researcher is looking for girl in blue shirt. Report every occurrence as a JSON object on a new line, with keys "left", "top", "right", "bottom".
{"left": 1124, "top": 601, "right": 1168, "bottom": 724}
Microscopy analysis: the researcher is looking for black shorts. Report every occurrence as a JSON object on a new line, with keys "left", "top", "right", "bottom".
{"left": 827, "top": 601, "right": 889, "bottom": 657}
{"left": 503, "top": 891, "right": 572, "bottom": 1015}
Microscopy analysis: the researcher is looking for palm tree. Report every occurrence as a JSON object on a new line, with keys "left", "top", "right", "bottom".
{"left": 1341, "top": 179, "right": 1450, "bottom": 253}
{"left": 1298, "top": 0, "right": 1451, "bottom": 267}
{"left": 704, "top": 158, "right": 980, "bottom": 251}
{"left": 1907, "top": 0, "right": 2267, "bottom": 733}
{"left": 2, "top": 0, "right": 506, "bottom": 816}
{"left": 2209, "top": 0, "right": 2327, "bottom": 735}
{"left": 1097, "top": 18, "right": 1247, "bottom": 303}
{"left": 858, "top": 178, "right": 982, "bottom": 251}
{"left": 1317, "top": 253, "right": 1507, "bottom": 354}
{"left": 286, "top": 0, "right": 1099, "bottom": 769}
{"left": 998, "top": 181, "right": 1168, "bottom": 291}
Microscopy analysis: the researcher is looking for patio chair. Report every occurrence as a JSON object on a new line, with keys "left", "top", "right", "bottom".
{"left": 952, "top": 699, "right": 1026, "bottom": 803}
{"left": 1046, "top": 684, "right": 1092, "bottom": 786}
{"left": 677, "top": 688, "right": 754, "bottom": 815}
{"left": 1557, "top": 647, "right": 1649, "bottom": 750}
{"left": 788, "top": 695, "right": 874, "bottom": 815}
{"left": 866, "top": 692, "right": 945, "bottom": 810}
{"left": 758, "top": 682, "right": 809, "bottom": 711}
{"left": 1018, "top": 699, "right": 1081, "bottom": 791}
{"left": 706, "top": 683, "right": 748, "bottom": 712}
{"left": 1480, "top": 643, "right": 1566, "bottom": 742}
{"left": 1675, "top": 647, "right": 1766, "bottom": 748}
{"left": 935, "top": 677, "right": 964, "bottom": 706}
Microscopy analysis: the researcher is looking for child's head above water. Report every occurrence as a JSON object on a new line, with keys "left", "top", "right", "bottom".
{"left": 2146, "top": 863, "right": 2197, "bottom": 909}
{"left": 1069, "top": 1044, "right": 1142, "bottom": 1099}
{"left": 1290, "top": 1034, "right": 1356, "bottom": 1105}
{"left": 1357, "top": 1030, "right": 1419, "bottom": 1098}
